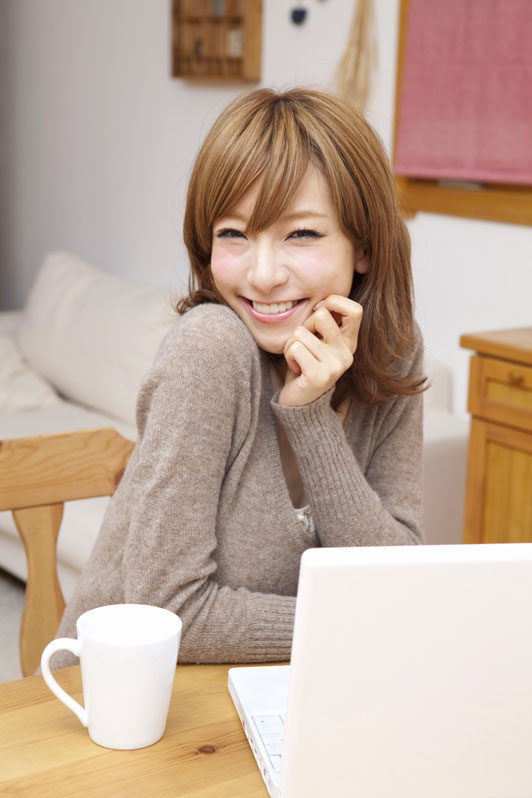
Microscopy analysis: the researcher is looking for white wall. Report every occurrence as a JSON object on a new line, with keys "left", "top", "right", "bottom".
{"left": 0, "top": 0, "right": 356, "bottom": 306}
{"left": 1, "top": 0, "right": 531, "bottom": 414}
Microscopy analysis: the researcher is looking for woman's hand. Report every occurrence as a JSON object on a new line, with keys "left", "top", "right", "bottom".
{"left": 278, "top": 295, "right": 363, "bottom": 407}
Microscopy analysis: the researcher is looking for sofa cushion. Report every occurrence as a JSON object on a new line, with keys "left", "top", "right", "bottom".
{"left": 17, "top": 251, "right": 177, "bottom": 427}
{"left": 0, "top": 397, "right": 136, "bottom": 442}
{"left": 0, "top": 335, "right": 60, "bottom": 412}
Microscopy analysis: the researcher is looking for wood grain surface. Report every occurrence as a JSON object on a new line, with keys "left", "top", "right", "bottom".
{"left": 460, "top": 328, "right": 532, "bottom": 367}
{"left": 0, "top": 664, "right": 271, "bottom": 797}
{"left": 0, "top": 427, "right": 135, "bottom": 511}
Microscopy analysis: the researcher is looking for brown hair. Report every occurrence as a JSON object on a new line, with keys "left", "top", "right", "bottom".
{"left": 178, "top": 87, "right": 426, "bottom": 406}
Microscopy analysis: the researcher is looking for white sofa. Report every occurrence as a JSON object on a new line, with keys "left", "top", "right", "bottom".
{"left": 0, "top": 251, "right": 470, "bottom": 602}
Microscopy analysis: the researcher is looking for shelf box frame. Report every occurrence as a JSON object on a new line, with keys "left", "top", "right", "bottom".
{"left": 171, "top": 0, "right": 261, "bottom": 83}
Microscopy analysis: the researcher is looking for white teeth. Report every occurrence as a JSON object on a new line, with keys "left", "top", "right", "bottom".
{"left": 252, "top": 300, "right": 298, "bottom": 314}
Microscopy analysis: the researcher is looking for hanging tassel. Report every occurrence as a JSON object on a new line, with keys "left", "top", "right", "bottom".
{"left": 334, "top": 0, "right": 378, "bottom": 110}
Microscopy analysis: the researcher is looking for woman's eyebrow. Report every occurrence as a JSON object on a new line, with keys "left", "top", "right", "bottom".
{"left": 214, "top": 209, "right": 328, "bottom": 226}
{"left": 215, "top": 211, "right": 248, "bottom": 223}
{"left": 280, "top": 210, "right": 328, "bottom": 221}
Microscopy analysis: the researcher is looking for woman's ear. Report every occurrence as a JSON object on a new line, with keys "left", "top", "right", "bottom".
{"left": 354, "top": 253, "right": 370, "bottom": 274}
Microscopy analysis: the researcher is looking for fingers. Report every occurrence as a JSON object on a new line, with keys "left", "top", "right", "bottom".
{"left": 285, "top": 347, "right": 302, "bottom": 374}
{"left": 311, "top": 306, "right": 344, "bottom": 343}
{"left": 284, "top": 338, "right": 344, "bottom": 405}
{"left": 284, "top": 297, "right": 363, "bottom": 369}
{"left": 285, "top": 339, "right": 320, "bottom": 382}
{"left": 286, "top": 324, "right": 329, "bottom": 362}
{"left": 310, "top": 295, "right": 363, "bottom": 351}
{"left": 284, "top": 328, "right": 317, "bottom": 378}
{"left": 279, "top": 296, "right": 363, "bottom": 407}
{"left": 284, "top": 323, "right": 353, "bottom": 389}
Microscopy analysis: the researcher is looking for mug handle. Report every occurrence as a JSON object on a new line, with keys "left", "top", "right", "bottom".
{"left": 41, "top": 638, "right": 88, "bottom": 727}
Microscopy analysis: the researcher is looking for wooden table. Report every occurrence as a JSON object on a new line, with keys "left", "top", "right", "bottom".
{"left": 0, "top": 664, "right": 269, "bottom": 797}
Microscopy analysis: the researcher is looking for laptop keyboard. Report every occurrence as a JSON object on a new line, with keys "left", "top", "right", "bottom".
{"left": 252, "top": 713, "right": 286, "bottom": 774}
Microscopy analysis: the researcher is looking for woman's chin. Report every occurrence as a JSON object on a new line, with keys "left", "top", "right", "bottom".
{"left": 240, "top": 323, "right": 288, "bottom": 356}
{"left": 256, "top": 336, "right": 288, "bottom": 356}
{"left": 261, "top": 347, "right": 285, "bottom": 357}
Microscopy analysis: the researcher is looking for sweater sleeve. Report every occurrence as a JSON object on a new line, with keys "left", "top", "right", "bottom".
{"left": 271, "top": 330, "right": 425, "bottom": 547}
{"left": 57, "top": 305, "right": 295, "bottom": 665}
{"left": 124, "top": 307, "right": 295, "bottom": 662}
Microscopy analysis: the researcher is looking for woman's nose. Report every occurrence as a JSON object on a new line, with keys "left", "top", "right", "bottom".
{"left": 247, "top": 241, "right": 288, "bottom": 294}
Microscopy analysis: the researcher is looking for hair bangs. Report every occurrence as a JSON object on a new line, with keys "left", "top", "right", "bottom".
{"left": 303, "top": 117, "right": 371, "bottom": 248}
{"left": 246, "top": 105, "right": 312, "bottom": 232}
{"left": 205, "top": 116, "right": 271, "bottom": 226}
{"left": 206, "top": 96, "right": 314, "bottom": 234}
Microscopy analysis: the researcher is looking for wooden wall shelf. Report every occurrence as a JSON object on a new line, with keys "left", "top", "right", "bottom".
{"left": 172, "top": 1, "right": 262, "bottom": 83}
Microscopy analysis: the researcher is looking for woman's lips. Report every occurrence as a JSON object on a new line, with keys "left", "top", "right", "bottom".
{"left": 243, "top": 298, "right": 306, "bottom": 323}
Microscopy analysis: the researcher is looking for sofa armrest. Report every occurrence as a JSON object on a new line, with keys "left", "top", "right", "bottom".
{"left": 423, "top": 410, "right": 470, "bottom": 545}
{"left": 0, "top": 311, "right": 23, "bottom": 339}
{"left": 423, "top": 351, "right": 452, "bottom": 413}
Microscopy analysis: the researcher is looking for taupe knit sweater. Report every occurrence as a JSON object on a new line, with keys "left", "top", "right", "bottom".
{"left": 55, "top": 303, "right": 423, "bottom": 665}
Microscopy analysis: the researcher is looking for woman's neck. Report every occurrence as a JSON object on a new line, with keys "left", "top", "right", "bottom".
{"left": 268, "top": 355, "right": 288, "bottom": 388}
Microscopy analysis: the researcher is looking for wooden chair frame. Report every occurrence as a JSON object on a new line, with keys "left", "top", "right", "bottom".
{"left": 0, "top": 428, "right": 134, "bottom": 677}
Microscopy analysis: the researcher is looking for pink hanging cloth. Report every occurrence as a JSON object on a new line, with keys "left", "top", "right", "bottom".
{"left": 394, "top": 0, "right": 532, "bottom": 185}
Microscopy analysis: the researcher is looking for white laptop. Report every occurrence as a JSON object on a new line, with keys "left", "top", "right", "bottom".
{"left": 228, "top": 544, "right": 532, "bottom": 798}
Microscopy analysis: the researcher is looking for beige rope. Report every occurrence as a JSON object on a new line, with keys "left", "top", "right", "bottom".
{"left": 334, "top": 0, "right": 378, "bottom": 110}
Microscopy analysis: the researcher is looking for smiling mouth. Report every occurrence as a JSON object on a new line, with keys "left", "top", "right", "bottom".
{"left": 242, "top": 297, "right": 306, "bottom": 324}
{"left": 248, "top": 299, "right": 304, "bottom": 315}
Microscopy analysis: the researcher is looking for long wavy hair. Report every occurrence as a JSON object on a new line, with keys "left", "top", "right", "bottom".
{"left": 178, "top": 87, "right": 425, "bottom": 406}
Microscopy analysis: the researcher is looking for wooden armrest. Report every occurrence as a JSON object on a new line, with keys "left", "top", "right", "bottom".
{"left": 0, "top": 428, "right": 134, "bottom": 676}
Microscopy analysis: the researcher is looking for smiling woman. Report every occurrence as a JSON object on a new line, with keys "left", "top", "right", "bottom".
{"left": 53, "top": 88, "right": 427, "bottom": 669}
{"left": 210, "top": 166, "right": 359, "bottom": 371}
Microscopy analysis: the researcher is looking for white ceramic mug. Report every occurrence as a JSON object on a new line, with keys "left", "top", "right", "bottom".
{"left": 41, "top": 604, "right": 182, "bottom": 749}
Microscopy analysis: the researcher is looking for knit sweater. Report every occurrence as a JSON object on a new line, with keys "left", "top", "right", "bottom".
{"left": 55, "top": 303, "right": 424, "bottom": 665}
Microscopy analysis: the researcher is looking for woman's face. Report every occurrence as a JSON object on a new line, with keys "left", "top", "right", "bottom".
{"left": 210, "top": 166, "right": 367, "bottom": 355}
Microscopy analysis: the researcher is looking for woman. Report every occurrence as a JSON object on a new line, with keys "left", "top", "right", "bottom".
{"left": 55, "top": 88, "right": 426, "bottom": 666}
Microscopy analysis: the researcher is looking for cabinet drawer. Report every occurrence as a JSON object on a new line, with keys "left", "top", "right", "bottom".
{"left": 468, "top": 356, "right": 532, "bottom": 432}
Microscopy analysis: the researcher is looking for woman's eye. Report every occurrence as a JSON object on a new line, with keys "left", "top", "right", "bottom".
{"left": 215, "top": 228, "right": 246, "bottom": 239}
{"left": 288, "top": 228, "right": 323, "bottom": 240}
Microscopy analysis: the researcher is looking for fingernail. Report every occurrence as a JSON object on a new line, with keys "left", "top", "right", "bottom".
{"left": 312, "top": 301, "right": 324, "bottom": 312}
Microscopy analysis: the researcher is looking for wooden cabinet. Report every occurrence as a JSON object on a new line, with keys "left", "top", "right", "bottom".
{"left": 461, "top": 328, "right": 532, "bottom": 543}
{"left": 171, "top": 0, "right": 262, "bottom": 82}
